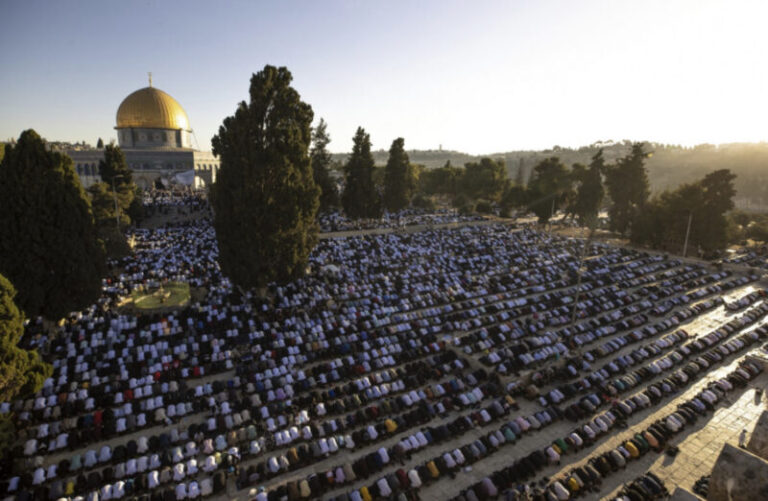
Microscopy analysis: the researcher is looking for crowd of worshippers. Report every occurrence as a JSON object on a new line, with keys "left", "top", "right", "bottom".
{"left": 607, "top": 471, "right": 669, "bottom": 501}
{"left": 721, "top": 247, "right": 768, "bottom": 272}
{"left": 2, "top": 200, "right": 768, "bottom": 501}
{"left": 317, "top": 209, "right": 487, "bottom": 233}
{"left": 444, "top": 316, "right": 767, "bottom": 501}
{"left": 141, "top": 191, "right": 210, "bottom": 219}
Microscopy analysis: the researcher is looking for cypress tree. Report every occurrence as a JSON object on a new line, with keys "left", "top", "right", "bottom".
{"left": 342, "top": 127, "right": 381, "bottom": 218}
{"left": 211, "top": 65, "right": 319, "bottom": 290}
{"left": 311, "top": 118, "right": 340, "bottom": 212}
{"left": 383, "top": 137, "right": 414, "bottom": 212}
{"left": 0, "top": 130, "right": 105, "bottom": 320}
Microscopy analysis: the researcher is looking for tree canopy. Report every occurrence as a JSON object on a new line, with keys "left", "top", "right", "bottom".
{"left": 99, "top": 143, "right": 133, "bottom": 188}
{"left": 0, "top": 130, "right": 105, "bottom": 320}
{"left": 98, "top": 144, "right": 135, "bottom": 223}
{"left": 88, "top": 182, "right": 132, "bottom": 257}
{"left": 310, "top": 118, "right": 340, "bottom": 212}
{"left": 342, "top": 127, "right": 381, "bottom": 218}
{"left": 527, "top": 156, "right": 571, "bottom": 223}
{"left": 0, "top": 273, "right": 51, "bottom": 403}
{"left": 631, "top": 169, "right": 737, "bottom": 256}
{"left": 570, "top": 150, "right": 605, "bottom": 225}
{"left": 420, "top": 161, "right": 463, "bottom": 198}
{"left": 462, "top": 157, "right": 507, "bottom": 202}
{"left": 383, "top": 138, "right": 416, "bottom": 212}
{"left": 210, "top": 65, "right": 320, "bottom": 290}
{"left": 605, "top": 143, "right": 650, "bottom": 235}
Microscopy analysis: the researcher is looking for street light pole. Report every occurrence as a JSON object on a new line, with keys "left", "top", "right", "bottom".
{"left": 548, "top": 197, "right": 555, "bottom": 234}
{"left": 682, "top": 211, "right": 693, "bottom": 258}
{"left": 111, "top": 174, "right": 127, "bottom": 232}
{"left": 112, "top": 177, "right": 120, "bottom": 231}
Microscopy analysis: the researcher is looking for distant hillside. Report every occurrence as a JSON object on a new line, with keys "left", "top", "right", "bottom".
{"left": 331, "top": 149, "right": 477, "bottom": 170}
{"left": 335, "top": 141, "right": 768, "bottom": 209}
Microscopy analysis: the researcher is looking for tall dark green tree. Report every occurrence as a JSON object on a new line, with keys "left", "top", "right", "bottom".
{"left": 211, "top": 65, "right": 319, "bottom": 290}
{"left": 310, "top": 118, "right": 340, "bottom": 211}
{"left": 571, "top": 150, "right": 605, "bottom": 224}
{"left": 0, "top": 272, "right": 52, "bottom": 458}
{"left": 383, "top": 137, "right": 416, "bottom": 212}
{"left": 342, "top": 127, "right": 381, "bottom": 218}
{"left": 98, "top": 144, "right": 135, "bottom": 217}
{"left": 0, "top": 130, "right": 105, "bottom": 320}
{"left": 0, "top": 273, "right": 51, "bottom": 403}
{"left": 96, "top": 137, "right": 104, "bottom": 149}
{"left": 605, "top": 143, "right": 650, "bottom": 235}
{"left": 461, "top": 157, "right": 507, "bottom": 202}
{"left": 99, "top": 143, "right": 133, "bottom": 187}
{"left": 88, "top": 182, "right": 132, "bottom": 257}
{"left": 692, "top": 169, "right": 737, "bottom": 253}
{"left": 527, "top": 156, "right": 571, "bottom": 223}
{"left": 630, "top": 169, "right": 736, "bottom": 256}
{"left": 701, "top": 169, "right": 737, "bottom": 215}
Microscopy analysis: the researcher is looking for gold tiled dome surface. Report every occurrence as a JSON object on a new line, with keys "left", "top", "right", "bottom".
{"left": 116, "top": 87, "right": 190, "bottom": 130}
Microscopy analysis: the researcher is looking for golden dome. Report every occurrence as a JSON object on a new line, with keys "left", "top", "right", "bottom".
{"left": 116, "top": 86, "right": 191, "bottom": 130}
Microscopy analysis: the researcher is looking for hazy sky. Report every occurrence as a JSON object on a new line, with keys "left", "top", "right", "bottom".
{"left": 1, "top": 0, "right": 766, "bottom": 154}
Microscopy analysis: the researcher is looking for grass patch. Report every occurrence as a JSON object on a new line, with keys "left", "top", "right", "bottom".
{"left": 131, "top": 282, "right": 191, "bottom": 310}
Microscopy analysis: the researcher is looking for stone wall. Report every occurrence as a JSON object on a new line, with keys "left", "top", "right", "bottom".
{"left": 746, "top": 410, "right": 768, "bottom": 460}
{"left": 707, "top": 443, "right": 768, "bottom": 501}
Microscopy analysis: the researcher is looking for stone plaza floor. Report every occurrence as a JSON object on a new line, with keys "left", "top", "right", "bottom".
{"left": 600, "top": 359, "right": 768, "bottom": 500}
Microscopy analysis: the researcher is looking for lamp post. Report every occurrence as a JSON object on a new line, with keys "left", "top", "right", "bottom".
{"left": 682, "top": 211, "right": 693, "bottom": 258}
{"left": 111, "top": 175, "right": 127, "bottom": 231}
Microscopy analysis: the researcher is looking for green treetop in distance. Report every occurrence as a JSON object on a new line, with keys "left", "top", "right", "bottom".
{"left": 605, "top": 142, "right": 650, "bottom": 235}
{"left": 527, "top": 156, "right": 571, "bottom": 223}
{"left": 88, "top": 182, "right": 132, "bottom": 257}
{"left": 211, "top": 65, "right": 320, "bottom": 291}
{"left": 383, "top": 137, "right": 416, "bottom": 212}
{"left": 99, "top": 143, "right": 133, "bottom": 187}
{"left": 98, "top": 144, "right": 135, "bottom": 216}
{"left": 462, "top": 157, "right": 507, "bottom": 202}
{"left": 0, "top": 130, "right": 105, "bottom": 320}
{"left": 0, "top": 273, "right": 52, "bottom": 402}
{"left": 96, "top": 138, "right": 104, "bottom": 149}
{"left": 630, "top": 169, "right": 736, "bottom": 256}
{"left": 571, "top": 149, "right": 605, "bottom": 225}
{"left": 310, "top": 118, "right": 340, "bottom": 212}
{"left": 419, "top": 161, "right": 463, "bottom": 198}
{"left": 342, "top": 127, "right": 381, "bottom": 219}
